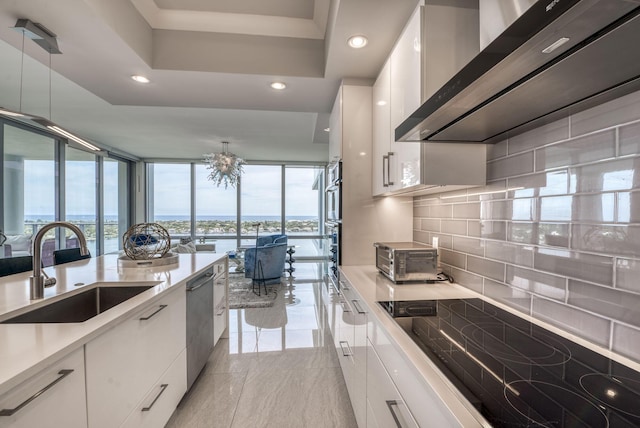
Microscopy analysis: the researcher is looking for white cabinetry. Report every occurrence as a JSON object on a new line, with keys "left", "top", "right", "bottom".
{"left": 368, "top": 313, "right": 463, "bottom": 427}
{"left": 86, "top": 286, "right": 186, "bottom": 428}
{"left": 366, "top": 340, "right": 418, "bottom": 428}
{"left": 329, "top": 86, "right": 343, "bottom": 162}
{"left": 332, "top": 84, "right": 413, "bottom": 266}
{"left": 0, "top": 348, "right": 86, "bottom": 428}
{"left": 336, "top": 278, "right": 367, "bottom": 428}
{"left": 372, "top": 4, "right": 486, "bottom": 197}
{"left": 213, "top": 258, "right": 228, "bottom": 344}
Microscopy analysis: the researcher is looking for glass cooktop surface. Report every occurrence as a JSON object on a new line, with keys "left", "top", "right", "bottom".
{"left": 378, "top": 298, "right": 640, "bottom": 427}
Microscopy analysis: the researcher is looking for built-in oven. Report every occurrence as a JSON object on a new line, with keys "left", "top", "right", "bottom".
{"left": 325, "top": 220, "right": 341, "bottom": 292}
{"left": 325, "top": 161, "right": 342, "bottom": 222}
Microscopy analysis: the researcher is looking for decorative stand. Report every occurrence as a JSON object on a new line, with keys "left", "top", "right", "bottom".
{"left": 285, "top": 245, "right": 296, "bottom": 275}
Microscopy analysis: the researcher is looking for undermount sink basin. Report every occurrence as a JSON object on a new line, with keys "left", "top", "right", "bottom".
{"left": 1, "top": 285, "right": 156, "bottom": 324}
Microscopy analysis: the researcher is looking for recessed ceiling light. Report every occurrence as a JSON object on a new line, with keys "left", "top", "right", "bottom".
{"left": 270, "top": 82, "right": 286, "bottom": 90}
{"left": 324, "top": 127, "right": 330, "bottom": 132}
{"left": 131, "top": 75, "right": 150, "bottom": 83}
{"left": 348, "top": 35, "right": 368, "bottom": 49}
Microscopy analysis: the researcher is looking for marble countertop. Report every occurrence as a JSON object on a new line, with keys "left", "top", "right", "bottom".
{"left": 340, "top": 265, "right": 640, "bottom": 428}
{"left": 0, "top": 253, "right": 225, "bottom": 395}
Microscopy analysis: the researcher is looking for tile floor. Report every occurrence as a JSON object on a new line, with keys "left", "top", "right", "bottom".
{"left": 166, "top": 263, "right": 358, "bottom": 428}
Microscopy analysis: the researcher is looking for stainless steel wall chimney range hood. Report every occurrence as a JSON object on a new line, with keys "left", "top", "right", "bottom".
{"left": 396, "top": 0, "right": 640, "bottom": 144}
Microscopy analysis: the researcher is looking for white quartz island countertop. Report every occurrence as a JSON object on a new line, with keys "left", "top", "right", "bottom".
{"left": 0, "top": 253, "right": 225, "bottom": 395}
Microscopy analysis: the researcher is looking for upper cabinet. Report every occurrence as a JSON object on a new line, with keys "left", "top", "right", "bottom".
{"left": 372, "top": 2, "right": 486, "bottom": 197}
{"left": 329, "top": 86, "right": 343, "bottom": 162}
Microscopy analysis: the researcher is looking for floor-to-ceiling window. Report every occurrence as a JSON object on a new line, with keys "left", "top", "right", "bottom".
{"left": 65, "top": 147, "right": 97, "bottom": 255}
{"left": 240, "top": 165, "right": 282, "bottom": 245}
{"left": 147, "top": 162, "right": 327, "bottom": 259}
{"left": 0, "top": 120, "right": 134, "bottom": 264}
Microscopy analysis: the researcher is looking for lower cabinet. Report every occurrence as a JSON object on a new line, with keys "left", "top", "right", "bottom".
{"left": 0, "top": 348, "right": 87, "bottom": 428}
{"left": 213, "top": 258, "right": 228, "bottom": 344}
{"left": 366, "top": 339, "right": 418, "bottom": 428}
{"left": 333, "top": 279, "right": 367, "bottom": 428}
{"left": 121, "top": 349, "right": 187, "bottom": 428}
{"left": 85, "top": 285, "right": 186, "bottom": 428}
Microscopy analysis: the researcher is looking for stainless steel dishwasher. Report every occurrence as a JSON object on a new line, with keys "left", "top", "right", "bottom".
{"left": 186, "top": 266, "right": 214, "bottom": 390}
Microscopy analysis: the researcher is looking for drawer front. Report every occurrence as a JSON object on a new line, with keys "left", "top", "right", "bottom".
{"left": 86, "top": 286, "right": 186, "bottom": 428}
{"left": 368, "top": 318, "right": 462, "bottom": 428}
{"left": 213, "top": 261, "right": 227, "bottom": 344}
{"left": 367, "top": 340, "right": 418, "bottom": 428}
{"left": 122, "top": 349, "right": 187, "bottom": 428}
{"left": 0, "top": 348, "right": 86, "bottom": 428}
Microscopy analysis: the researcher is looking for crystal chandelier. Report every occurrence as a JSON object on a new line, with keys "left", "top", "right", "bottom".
{"left": 203, "top": 141, "right": 246, "bottom": 188}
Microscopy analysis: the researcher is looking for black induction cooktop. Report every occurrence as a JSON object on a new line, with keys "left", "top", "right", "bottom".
{"left": 378, "top": 298, "right": 640, "bottom": 427}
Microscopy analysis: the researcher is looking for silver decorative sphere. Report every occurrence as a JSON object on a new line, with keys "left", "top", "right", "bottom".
{"left": 122, "top": 223, "right": 171, "bottom": 260}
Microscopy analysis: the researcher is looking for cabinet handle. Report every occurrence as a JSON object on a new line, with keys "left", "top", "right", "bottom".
{"left": 386, "top": 400, "right": 406, "bottom": 428}
{"left": 339, "top": 280, "right": 349, "bottom": 290}
{"left": 139, "top": 304, "right": 168, "bottom": 321}
{"left": 141, "top": 384, "right": 168, "bottom": 412}
{"left": 339, "top": 341, "right": 352, "bottom": 357}
{"left": 352, "top": 299, "right": 366, "bottom": 314}
{"left": 0, "top": 369, "right": 74, "bottom": 417}
{"left": 387, "top": 152, "right": 395, "bottom": 186}
{"left": 382, "top": 154, "right": 389, "bottom": 187}
{"left": 340, "top": 300, "right": 351, "bottom": 313}
{"left": 216, "top": 304, "right": 226, "bottom": 316}
{"left": 187, "top": 281, "right": 209, "bottom": 292}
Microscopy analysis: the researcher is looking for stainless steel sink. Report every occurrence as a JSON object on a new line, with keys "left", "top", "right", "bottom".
{"left": 1, "top": 285, "right": 155, "bottom": 324}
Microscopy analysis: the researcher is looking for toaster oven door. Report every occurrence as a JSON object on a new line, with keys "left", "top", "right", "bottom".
{"left": 375, "top": 246, "right": 393, "bottom": 280}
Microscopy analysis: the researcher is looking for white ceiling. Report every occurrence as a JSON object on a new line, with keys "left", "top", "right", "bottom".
{"left": 0, "top": 0, "right": 418, "bottom": 162}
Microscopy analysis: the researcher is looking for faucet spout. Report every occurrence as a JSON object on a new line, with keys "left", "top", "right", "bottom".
{"left": 30, "top": 221, "right": 89, "bottom": 300}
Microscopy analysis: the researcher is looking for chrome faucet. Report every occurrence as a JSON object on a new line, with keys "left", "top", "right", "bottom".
{"left": 30, "top": 221, "right": 89, "bottom": 300}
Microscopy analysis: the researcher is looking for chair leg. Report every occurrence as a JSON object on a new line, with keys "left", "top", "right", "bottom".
{"left": 252, "top": 259, "right": 267, "bottom": 296}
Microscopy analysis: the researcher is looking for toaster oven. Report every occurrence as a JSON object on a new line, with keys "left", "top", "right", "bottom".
{"left": 374, "top": 242, "right": 438, "bottom": 283}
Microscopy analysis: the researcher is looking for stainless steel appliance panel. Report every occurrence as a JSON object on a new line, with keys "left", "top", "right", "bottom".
{"left": 186, "top": 267, "right": 214, "bottom": 390}
{"left": 374, "top": 242, "right": 438, "bottom": 283}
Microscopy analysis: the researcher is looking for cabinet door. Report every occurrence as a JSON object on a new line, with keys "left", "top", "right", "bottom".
{"left": 390, "top": 5, "right": 423, "bottom": 190}
{"left": 213, "top": 260, "right": 228, "bottom": 344}
{"left": 86, "top": 287, "right": 186, "bottom": 428}
{"left": 0, "top": 348, "right": 86, "bottom": 428}
{"left": 343, "top": 284, "right": 367, "bottom": 428}
{"left": 121, "top": 349, "right": 187, "bottom": 428}
{"left": 367, "top": 340, "right": 418, "bottom": 428}
{"left": 329, "top": 86, "right": 343, "bottom": 162}
{"left": 372, "top": 59, "right": 393, "bottom": 196}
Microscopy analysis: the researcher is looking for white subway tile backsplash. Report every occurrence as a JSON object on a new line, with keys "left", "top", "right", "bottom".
{"left": 452, "top": 236, "right": 484, "bottom": 257}
{"left": 506, "top": 266, "right": 566, "bottom": 301}
{"left": 414, "top": 88, "right": 640, "bottom": 359}
{"left": 441, "top": 219, "right": 467, "bottom": 235}
{"left": 612, "top": 323, "right": 640, "bottom": 362}
{"left": 535, "top": 130, "right": 615, "bottom": 171}
{"left": 484, "top": 279, "right": 531, "bottom": 313}
{"left": 485, "top": 241, "right": 534, "bottom": 268}
{"left": 569, "top": 158, "right": 639, "bottom": 193}
{"left": 452, "top": 202, "right": 481, "bottom": 219}
{"left": 571, "top": 224, "right": 640, "bottom": 258}
{"left": 467, "top": 255, "right": 505, "bottom": 282}
{"left": 534, "top": 248, "right": 613, "bottom": 286}
{"left": 532, "top": 297, "right": 611, "bottom": 347}
{"left": 616, "top": 258, "right": 640, "bottom": 294}
{"left": 571, "top": 89, "right": 640, "bottom": 137}
{"left": 487, "top": 152, "right": 534, "bottom": 181}
{"left": 468, "top": 220, "right": 506, "bottom": 241}
{"left": 620, "top": 121, "right": 640, "bottom": 156}
{"left": 567, "top": 280, "right": 640, "bottom": 326}
{"left": 508, "top": 118, "right": 569, "bottom": 155}
{"left": 487, "top": 139, "right": 507, "bottom": 160}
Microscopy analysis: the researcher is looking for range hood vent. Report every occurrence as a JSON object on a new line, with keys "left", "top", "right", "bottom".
{"left": 396, "top": 0, "right": 640, "bottom": 144}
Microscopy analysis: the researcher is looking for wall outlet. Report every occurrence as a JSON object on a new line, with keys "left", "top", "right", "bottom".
{"left": 432, "top": 237, "right": 441, "bottom": 271}
{"left": 432, "top": 237, "right": 439, "bottom": 248}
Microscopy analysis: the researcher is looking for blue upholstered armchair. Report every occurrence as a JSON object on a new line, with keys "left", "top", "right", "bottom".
{"left": 244, "top": 234, "right": 288, "bottom": 287}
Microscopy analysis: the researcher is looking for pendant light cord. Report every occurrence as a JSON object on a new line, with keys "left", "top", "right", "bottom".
{"left": 19, "top": 31, "right": 25, "bottom": 113}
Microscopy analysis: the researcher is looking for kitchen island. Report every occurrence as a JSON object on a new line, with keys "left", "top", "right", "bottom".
{"left": 0, "top": 253, "right": 225, "bottom": 428}
{"left": 337, "top": 265, "right": 640, "bottom": 427}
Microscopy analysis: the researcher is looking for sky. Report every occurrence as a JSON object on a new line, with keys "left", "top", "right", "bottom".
{"left": 21, "top": 161, "right": 321, "bottom": 218}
